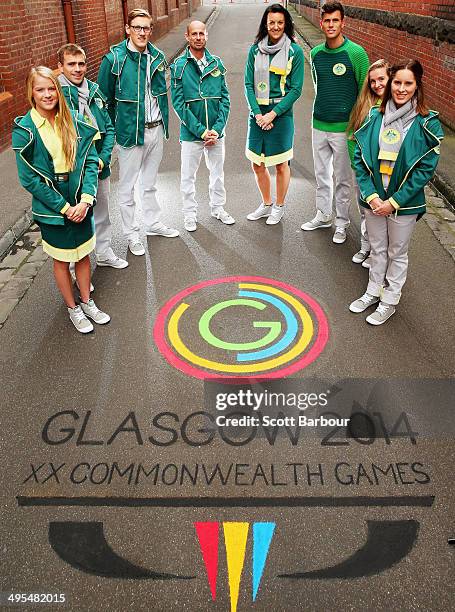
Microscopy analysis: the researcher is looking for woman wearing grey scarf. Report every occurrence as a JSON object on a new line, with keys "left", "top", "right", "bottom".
{"left": 245, "top": 5, "right": 304, "bottom": 225}
{"left": 350, "top": 60, "right": 443, "bottom": 325}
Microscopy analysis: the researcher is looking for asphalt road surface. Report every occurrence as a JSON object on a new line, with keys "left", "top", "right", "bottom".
{"left": 1, "top": 4, "right": 454, "bottom": 611}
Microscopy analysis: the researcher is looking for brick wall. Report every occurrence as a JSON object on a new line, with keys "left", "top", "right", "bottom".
{"left": 0, "top": 0, "right": 67, "bottom": 151}
{"left": 104, "top": 0, "right": 124, "bottom": 47}
{"left": 340, "top": 1, "right": 455, "bottom": 21}
{"left": 293, "top": 1, "right": 455, "bottom": 128}
{"left": 0, "top": 0, "right": 201, "bottom": 151}
{"left": 72, "top": 0, "right": 110, "bottom": 81}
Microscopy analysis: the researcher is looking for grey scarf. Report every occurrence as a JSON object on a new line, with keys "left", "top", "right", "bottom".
{"left": 58, "top": 74, "right": 98, "bottom": 129}
{"left": 379, "top": 98, "right": 418, "bottom": 188}
{"left": 254, "top": 34, "right": 291, "bottom": 104}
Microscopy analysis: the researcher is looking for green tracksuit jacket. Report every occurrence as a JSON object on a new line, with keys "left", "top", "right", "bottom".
{"left": 354, "top": 107, "right": 444, "bottom": 216}
{"left": 170, "top": 47, "right": 230, "bottom": 142}
{"left": 12, "top": 111, "right": 99, "bottom": 226}
{"left": 60, "top": 78, "right": 115, "bottom": 180}
{"left": 97, "top": 39, "right": 169, "bottom": 147}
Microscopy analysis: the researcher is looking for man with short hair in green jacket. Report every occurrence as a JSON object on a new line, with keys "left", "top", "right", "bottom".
{"left": 97, "top": 8, "right": 179, "bottom": 256}
{"left": 170, "top": 20, "right": 234, "bottom": 233}
{"left": 58, "top": 43, "right": 128, "bottom": 271}
{"left": 301, "top": 1, "right": 369, "bottom": 245}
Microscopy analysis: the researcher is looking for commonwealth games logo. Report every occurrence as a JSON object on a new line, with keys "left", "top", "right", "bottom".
{"left": 153, "top": 276, "right": 329, "bottom": 380}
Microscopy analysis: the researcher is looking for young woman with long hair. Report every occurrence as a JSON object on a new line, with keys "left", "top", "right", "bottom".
{"left": 347, "top": 59, "right": 390, "bottom": 268}
{"left": 12, "top": 66, "right": 110, "bottom": 333}
{"left": 245, "top": 4, "right": 304, "bottom": 225}
{"left": 349, "top": 59, "right": 443, "bottom": 325}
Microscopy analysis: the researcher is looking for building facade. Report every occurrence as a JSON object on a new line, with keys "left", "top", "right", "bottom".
{"left": 0, "top": 0, "right": 201, "bottom": 151}
{"left": 293, "top": 0, "right": 455, "bottom": 129}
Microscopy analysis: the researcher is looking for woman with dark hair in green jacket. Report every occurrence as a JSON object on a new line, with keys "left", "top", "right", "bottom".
{"left": 12, "top": 66, "right": 110, "bottom": 334}
{"left": 245, "top": 4, "right": 304, "bottom": 225}
{"left": 350, "top": 59, "right": 443, "bottom": 325}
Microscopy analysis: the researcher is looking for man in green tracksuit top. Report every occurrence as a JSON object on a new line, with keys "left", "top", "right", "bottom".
{"left": 301, "top": 1, "right": 369, "bottom": 244}
{"left": 170, "top": 21, "right": 234, "bottom": 232}
{"left": 97, "top": 8, "right": 179, "bottom": 257}
{"left": 57, "top": 43, "right": 128, "bottom": 270}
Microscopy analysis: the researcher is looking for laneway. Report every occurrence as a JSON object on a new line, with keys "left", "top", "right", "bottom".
{"left": 1, "top": 5, "right": 454, "bottom": 611}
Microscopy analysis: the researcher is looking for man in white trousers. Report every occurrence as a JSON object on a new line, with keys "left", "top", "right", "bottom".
{"left": 98, "top": 8, "right": 179, "bottom": 257}
{"left": 301, "top": 2, "right": 369, "bottom": 244}
{"left": 170, "top": 21, "right": 234, "bottom": 232}
{"left": 58, "top": 44, "right": 128, "bottom": 271}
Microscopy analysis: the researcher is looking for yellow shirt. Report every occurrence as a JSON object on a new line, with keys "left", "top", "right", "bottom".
{"left": 30, "top": 108, "right": 94, "bottom": 211}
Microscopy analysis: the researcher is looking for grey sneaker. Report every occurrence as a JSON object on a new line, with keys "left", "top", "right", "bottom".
{"left": 184, "top": 217, "right": 197, "bottom": 232}
{"left": 70, "top": 269, "right": 94, "bottom": 293}
{"left": 211, "top": 208, "right": 235, "bottom": 225}
{"left": 68, "top": 305, "right": 93, "bottom": 333}
{"left": 247, "top": 203, "right": 272, "bottom": 220}
{"left": 128, "top": 240, "right": 145, "bottom": 256}
{"left": 352, "top": 249, "right": 369, "bottom": 264}
{"left": 362, "top": 256, "right": 371, "bottom": 269}
{"left": 301, "top": 213, "right": 332, "bottom": 231}
{"left": 366, "top": 302, "right": 396, "bottom": 325}
{"left": 145, "top": 223, "right": 180, "bottom": 238}
{"left": 266, "top": 204, "right": 285, "bottom": 225}
{"left": 349, "top": 292, "right": 380, "bottom": 313}
{"left": 96, "top": 253, "right": 129, "bottom": 269}
{"left": 332, "top": 227, "right": 347, "bottom": 244}
{"left": 80, "top": 298, "right": 110, "bottom": 324}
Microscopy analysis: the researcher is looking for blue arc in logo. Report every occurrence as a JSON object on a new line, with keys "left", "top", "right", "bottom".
{"left": 237, "top": 290, "right": 298, "bottom": 362}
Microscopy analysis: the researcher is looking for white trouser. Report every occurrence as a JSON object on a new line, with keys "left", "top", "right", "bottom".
{"left": 180, "top": 139, "right": 226, "bottom": 220}
{"left": 93, "top": 176, "right": 113, "bottom": 258}
{"left": 365, "top": 209, "right": 417, "bottom": 305}
{"left": 353, "top": 175, "right": 370, "bottom": 251}
{"left": 312, "top": 128, "right": 352, "bottom": 228}
{"left": 117, "top": 125, "right": 163, "bottom": 241}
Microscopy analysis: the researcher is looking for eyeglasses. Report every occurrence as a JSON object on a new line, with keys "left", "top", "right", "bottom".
{"left": 130, "top": 25, "right": 152, "bottom": 33}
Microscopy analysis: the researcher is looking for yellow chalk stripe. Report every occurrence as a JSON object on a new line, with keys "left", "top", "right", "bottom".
{"left": 167, "top": 283, "right": 313, "bottom": 372}
{"left": 224, "top": 522, "right": 249, "bottom": 612}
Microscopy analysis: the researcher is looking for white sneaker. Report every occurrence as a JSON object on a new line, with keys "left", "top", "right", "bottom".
{"left": 366, "top": 302, "right": 396, "bottom": 325}
{"left": 266, "top": 204, "right": 285, "bottom": 225}
{"left": 247, "top": 203, "right": 272, "bottom": 221}
{"left": 362, "top": 256, "right": 371, "bottom": 269}
{"left": 70, "top": 269, "right": 94, "bottom": 293}
{"left": 352, "top": 249, "right": 369, "bottom": 264}
{"left": 332, "top": 227, "right": 347, "bottom": 244}
{"left": 80, "top": 298, "right": 110, "bottom": 324}
{"left": 349, "top": 292, "right": 380, "bottom": 313}
{"left": 96, "top": 253, "right": 129, "bottom": 269}
{"left": 68, "top": 305, "right": 93, "bottom": 333}
{"left": 145, "top": 223, "right": 180, "bottom": 238}
{"left": 128, "top": 240, "right": 145, "bottom": 256}
{"left": 211, "top": 208, "right": 235, "bottom": 225}
{"left": 301, "top": 213, "right": 332, "bottom": 231}
{"left": 184, "top": 217, "right": 197, "bottom": 232}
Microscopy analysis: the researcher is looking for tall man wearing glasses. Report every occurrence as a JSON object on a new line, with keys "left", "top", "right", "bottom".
{"left": 98, "top": 8, "right": 179, "bottom": 257}
{"left": 57, "top": 43, "right": 128, "bottom": 270}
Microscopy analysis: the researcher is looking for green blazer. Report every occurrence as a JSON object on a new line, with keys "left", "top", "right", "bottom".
{"left": 97, "top": 39, "right": 169, "bottom": 147}
{"left": 12, "top": 111, "right": 99, "bottom": 226}
{"left": 354, "top": 107, "right": 443, "bottom": 216}
{"left": 244, "top": 41, "right": 304, "bottom": 117}
{"left": 61, "top": 78, "right": 115, "bottom": 180}
{"left": 170, "top": 47, "right": 230, "bottom": 142}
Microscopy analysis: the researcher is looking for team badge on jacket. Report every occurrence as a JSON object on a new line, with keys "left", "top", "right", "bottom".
{"left": 381, "top": 128, "right": 401, "bottom": 145}
{"left": 333, "top": 63, "right": 347, "bottom": 76}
